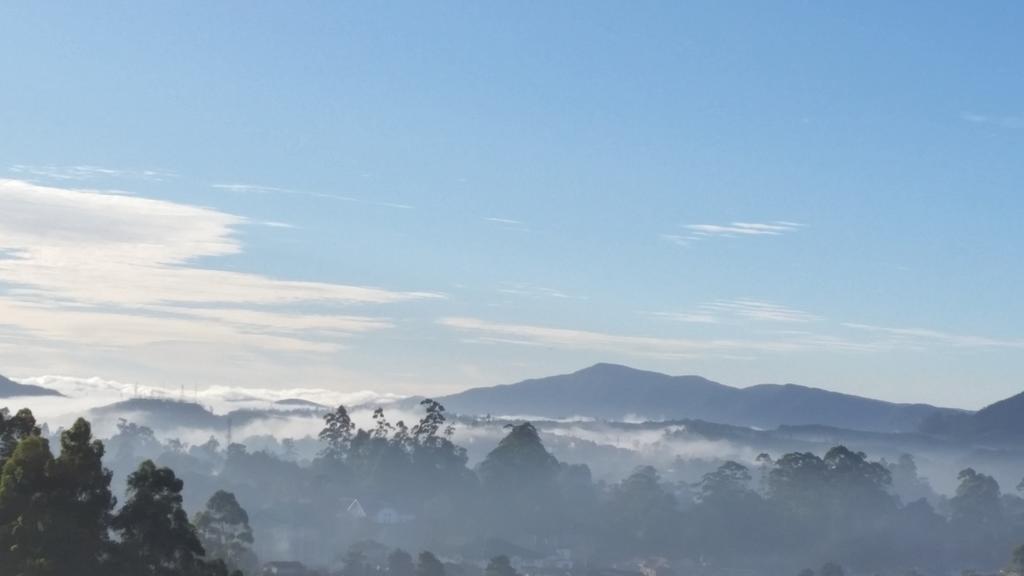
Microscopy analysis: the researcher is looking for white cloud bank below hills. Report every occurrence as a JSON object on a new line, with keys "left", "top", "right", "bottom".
{"left": 4, "top": 374, "right": 405, "bottom": 430}
{"left": 0, "top": 178, "right": 441, "bottom": 387}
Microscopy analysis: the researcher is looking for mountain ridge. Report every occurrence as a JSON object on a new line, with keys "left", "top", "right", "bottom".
{"left": 437, "top": 363, "right": 968, "bottom": 434}
{"left": 0, "top": 373, "right": 64, "bottom": 398}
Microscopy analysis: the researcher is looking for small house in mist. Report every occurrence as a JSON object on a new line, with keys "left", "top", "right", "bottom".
{"left": 342, "top": 498, "right": 367, "bottom": 519}
{"left": 373, "top": 505, "right": 415, "bottom": 525}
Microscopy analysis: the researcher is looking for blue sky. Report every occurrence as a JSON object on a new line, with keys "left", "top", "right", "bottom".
{"left": 1, "top": 2, "right": 1022, "bottom": 409}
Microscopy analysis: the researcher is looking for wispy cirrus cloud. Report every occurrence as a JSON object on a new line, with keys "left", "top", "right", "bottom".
{"left": 441, "top": 314, "right": 1024, "bottom": 364}
{"left": 497, "top": 282, "right": 580, "bottom": 300}
{"left": 484, "top": 217, "right": 524, "bottom": 226}
{"left": 663, "top": 221, "right": 805, "bottom": 247}
{"left": 9, "top": 164, "right": 176, "bottom": 182}
{"left": 212, "top": 182, "right": 414, "bottom": 210}
{"left": 961, "top": 112, "right": 1024, "bottom": 130}
{"left": 842, "top": 323, "right": 1024, "bottom": 350}
{"left": 438, "top": 316, "right": 877, "bottom": 360}
{"left": 257, "top": 220, "right": 296, "bottom": 229}
{"left": 0, "top": 179, "right": 440, "bottom": 360}
{"left": 653, "top": 299, "right": 822, "bottom": 324}
{"left": 482, "top": 216, "right": 533, "bottom": 232}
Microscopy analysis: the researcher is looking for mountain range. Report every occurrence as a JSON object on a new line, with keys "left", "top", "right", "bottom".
{"left": 3, "top": 364, "right": 1022, "bottom": 440}
{"left": 437, "top": 363, "right": 968, "bottom": 434}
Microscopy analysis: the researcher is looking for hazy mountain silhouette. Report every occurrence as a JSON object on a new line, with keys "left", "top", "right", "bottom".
{"left": 918, "top": 389, "right": 1024, "bottom": 441}
{"left": 88, "top": 397, "right": 322, "bottom": 430}
{"left": 972, "top": 391, "right": 1024, "bottom": 436}
{"left": 273, "top": 398, "right": 329, "bottom": 409}
{"left": 0, "top": 373, "right": 63, "bottom": 398}
{"left": 438, "top": 363, "right": 966, "bottom": 433}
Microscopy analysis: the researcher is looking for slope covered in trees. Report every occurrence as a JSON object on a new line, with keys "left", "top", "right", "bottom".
{"left": 7, "top": 399, "right": 1024, "bottom": 576}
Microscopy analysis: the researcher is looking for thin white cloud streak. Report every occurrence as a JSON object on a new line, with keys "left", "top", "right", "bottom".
{"left": 663, "top": 221, "right": 805, "bottom": 247}
{"left": 961, "top": 112, "right": 1024, "bottom": 130}
{"left": 651, "top": 311, "right": 719, "bottom": 324}
{"left": 497, "top": 282, "right": 574, "bottom": 300}
{"left": 438, "top": 316, "right": 878, "bottom": 359}
{"left": 842, "top": 323, "right": 1024, "bottom": 350}
{"left": 0, "top": 299, "right": 363, "bottom": 353}
{"left": 484, "top": 217, "right": 523, "bottom": 225}
{"left": 9, "top": 164, "right": 175, "bottom": 182}
{"left": 660, "top": 234, "right": 693, "bottom": 247}
{"left": 212, "top": 183, "right": 414, "bottom": 210}
{"left": 686, "top": 222, "right": 803, "bottom": 236}
{"left": 481, "top": 216, "right": 533, "bottom": 233}
{"left": 654, "top": 299, "right": 822, "bottom": 324}
{"left": 152, "top": 307, "right": 392, "bottom": 334}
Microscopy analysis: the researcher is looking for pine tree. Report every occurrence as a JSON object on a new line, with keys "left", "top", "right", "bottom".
{"left": 111, "top": 460, "right": 210, "bottom": 576}
{"left": 48, "top": 418, "right": 116, "bottom": 576}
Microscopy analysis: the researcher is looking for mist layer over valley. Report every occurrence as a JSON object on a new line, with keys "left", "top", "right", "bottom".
{"left": 5, "top": 363, "right": 1024, "bottom": 576}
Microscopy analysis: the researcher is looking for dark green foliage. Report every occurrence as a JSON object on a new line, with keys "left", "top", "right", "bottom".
{"left": 769, "top": 451, "right": 829, "bottom": 516}
{"left": 9, "top": 400, "right": 1024, "bottom": 576}
{"left": 1009, "top": 543, "right": 1024, "bottom": 574}
{"left": 688, "top": 460, "right": 775, "bottom": 561}
{"left": 0, "top": 407, "right": 40, "bottom": 465}
{"left": 48, "top": 418, "right": 116, "bottom": 576}
{"left": 477, "top": 422, "right": 561, "bottom": 539}
{"left": 602, "top": 465, "right": 679, "bottom": 559}
{"left": 320, "top": 405, "right": 355, "bottom": 459}
{"left": 341, "top": 546, "right": 369, "bottom": 576}
{"left": 887, "top": 453, "right": 935, "bottom": 503}
{"left": 822, "top": 445, "right": 894, "bottom": 512}
{"left": 416, "top": 551, "right": 445, "bottom": 576}
{"left": 313, "top": 399, "right": 474, "bottom": 539}
{"left": 111, "top": 460, "right": 215, "bottom": 576}
{"left": 195, "top": 490, "right": 258, "bottom": 575}
{"left": 819, "top": 562, "right": 844, "bottom": 576}
{"left": 106, "top": 418, "right": 163, "bottom": 474}
{"left": 0, "top": 415, "right": 118, "bottom": 576}
{"left": 478, "top": 422, "right": 559, "bottom": 490}
{"left": 953, "top": 468, "right": 1004, "bottom": 529}
{"left": 484, "top": 555, "right": 519, "bottom": 576}
{"left": 951, "top": 467, "right": 1008, "bottom": 567}
{"left": 0, "top": 434, "right": 55, "bottom": 575}
{"left": 699, "top": 460, "right": 752, "bottom": 502}
{"left": 388, "top": 548, "right": 415, "bottom": 576}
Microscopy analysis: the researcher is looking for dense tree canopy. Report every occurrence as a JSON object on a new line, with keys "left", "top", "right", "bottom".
{"left": 195, "top": 490, "right": 257, "bottom": 575}
{"left": 0, "top": 434, "right": 54, "bottom": 574}
{"left": 3, "top": 402, "right": 1024, "bottom": 576}
{"left": 112, "top": 460, "right": 235, "bottom": 576}
{"left": 48, "top": 418, "right": 116, "bottom": 576}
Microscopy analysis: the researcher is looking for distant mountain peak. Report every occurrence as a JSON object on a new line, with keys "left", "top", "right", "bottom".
{"left": 579, "top": 362, "right": 635, "bottom": 372}
{"left": 572, "top": 363, "right": 716, "bottom": 385}
{"left": 438, "top": 363, "right": 961, "bottom": 434}
{"left": 0, "top": 374, "right": 64, "bottom": 398}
